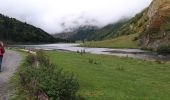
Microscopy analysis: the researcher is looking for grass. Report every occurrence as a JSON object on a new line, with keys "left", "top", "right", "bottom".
{"left": 47, "top": 51, "right": 170, "bottom": 100}
{"left": 81, "top": 34, "right": 139, "bottom": 49}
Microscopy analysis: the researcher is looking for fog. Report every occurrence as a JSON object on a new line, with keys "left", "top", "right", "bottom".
{"left": 0, "top": 0, "right": 152, "bottom": 34}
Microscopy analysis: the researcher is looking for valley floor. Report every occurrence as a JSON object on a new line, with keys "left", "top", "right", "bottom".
{"left": 81, "top": 34, "right": 139, "bottom": 49}
{"left": 47, "top": 51, "right": 170, "bottom": 100}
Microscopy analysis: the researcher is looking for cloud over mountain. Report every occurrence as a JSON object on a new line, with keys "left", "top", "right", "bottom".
{"left": 0, "top": 0, "right": 152, "bottom": 33}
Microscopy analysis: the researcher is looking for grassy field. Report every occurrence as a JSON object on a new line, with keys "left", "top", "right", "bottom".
{"left": 81, "top": 34, "right": 139, "bottom": 49}
{"left": 47, "top": 51, "right": 170, "bottom": 100}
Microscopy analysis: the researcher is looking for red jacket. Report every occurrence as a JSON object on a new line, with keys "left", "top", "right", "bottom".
{"left": 0, "top": 47, "right": 5, "bottom": 57}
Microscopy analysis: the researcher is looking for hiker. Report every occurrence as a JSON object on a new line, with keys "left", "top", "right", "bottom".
{"left": 0, "top": 41, "right": 5, "bottom": 72}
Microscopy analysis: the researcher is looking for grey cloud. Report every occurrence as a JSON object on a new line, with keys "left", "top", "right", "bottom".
{"left": 0, "top": 0, "right": 152, "bottom": 34}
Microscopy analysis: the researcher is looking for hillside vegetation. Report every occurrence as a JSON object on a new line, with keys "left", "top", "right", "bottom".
{"left": 0, "top": 14, "right": 62, "bottom": 43}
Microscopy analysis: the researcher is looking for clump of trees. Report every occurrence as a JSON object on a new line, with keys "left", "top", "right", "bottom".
{"left": 19, "top": 51, "right": 79, "bottom": 100}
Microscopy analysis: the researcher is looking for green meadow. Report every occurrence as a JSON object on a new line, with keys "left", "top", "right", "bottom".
{"left": 81, "top": 34, "right": 139, "bottom": 49}
{"left": 47, "top": 51, "right": 170, "bottom": 100}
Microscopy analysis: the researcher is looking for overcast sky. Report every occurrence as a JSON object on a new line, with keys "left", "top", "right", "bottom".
{"left": 0, "top": 0, "right": 152, "bottom": 34}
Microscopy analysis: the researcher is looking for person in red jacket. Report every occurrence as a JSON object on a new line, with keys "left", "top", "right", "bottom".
{"left": 0, "top": 41, "right": 5, "bottom": 72}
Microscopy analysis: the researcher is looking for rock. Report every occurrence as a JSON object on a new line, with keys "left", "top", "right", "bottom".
{"left": 141, "top": 0, "right": 170, "bottom": 51}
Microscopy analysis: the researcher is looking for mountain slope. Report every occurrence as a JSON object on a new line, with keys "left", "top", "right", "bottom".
{"left": 91, "top": 19, "right": 130, "bottom": 40}
{"left": 141, "top": 0, "right": 170, "bottom": 52}
{"left": 81, "top": 10, "right": 149, "bottom": 48}
{"left": 83, "top": 0, "right": 170, "bottom": 53}
{"left": 100, "top": 0, "right": 170, "bottom": 52}
{"left": 0, "top": 14, "right": 58, "bottom": 43}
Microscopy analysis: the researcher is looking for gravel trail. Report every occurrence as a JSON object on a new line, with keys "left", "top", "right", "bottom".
{"left": 0, "top": 50, "right": 22, "bottom": 100}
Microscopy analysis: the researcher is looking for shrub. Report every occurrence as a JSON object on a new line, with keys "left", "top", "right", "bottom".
{"left": 157, "top": 44, "right": 170, "bottom": 54}
{"left": 132, "top": 36, "right": 138, "bottom": 41}
{"left": 25, "top": 53, "right": 36, "bottom": 65}
{"left": 19, "top": 51, "right": 79, "bottom": 100}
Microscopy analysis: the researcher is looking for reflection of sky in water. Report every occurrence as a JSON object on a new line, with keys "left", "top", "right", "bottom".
{"left": 12, "top": 43, "right": 170, "bottom": 61}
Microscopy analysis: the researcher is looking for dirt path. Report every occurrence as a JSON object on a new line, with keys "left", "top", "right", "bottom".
{"left": 0, "top": 50, "right": 22, "bottom": 100}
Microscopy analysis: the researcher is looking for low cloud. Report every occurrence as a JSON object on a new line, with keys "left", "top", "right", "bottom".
{"left": 0, "top": 0, "right": 152, "bottom": 34}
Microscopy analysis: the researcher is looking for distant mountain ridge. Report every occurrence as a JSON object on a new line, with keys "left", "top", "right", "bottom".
{"left": 53, "top": 19, "right": 129, "bottom": 41}
{"left": 0, "top": 14, "right": 62, "bottom": 44}
{"left": 53, "top": 25, "right": 99, "bottom": 41}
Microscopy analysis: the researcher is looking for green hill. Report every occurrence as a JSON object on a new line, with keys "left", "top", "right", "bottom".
{"left": 91, "top": 19, "right": 130, "bottom": 40}
{"left": 0, "top": 14, "right": 61, "bottom": 43}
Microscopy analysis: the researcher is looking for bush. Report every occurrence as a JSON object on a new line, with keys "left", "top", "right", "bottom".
{"left": 157, "top": 44, "right": 170, "bottom": 54}
{"left": 19, "top": 51, "right": 79, "bottom": 100}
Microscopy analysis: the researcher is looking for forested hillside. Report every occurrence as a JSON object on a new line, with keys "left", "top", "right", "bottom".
{"left": 0, "top": 14, "right": 60, "bottom": 43}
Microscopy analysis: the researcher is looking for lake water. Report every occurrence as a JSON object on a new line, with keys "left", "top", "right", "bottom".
{"left": 10, "top": 43, "right": 170, "bottom": 61}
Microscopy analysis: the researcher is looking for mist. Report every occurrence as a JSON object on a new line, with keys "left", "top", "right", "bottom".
{"left": 0, "top": 0, "right": 152, "bottom": 34}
